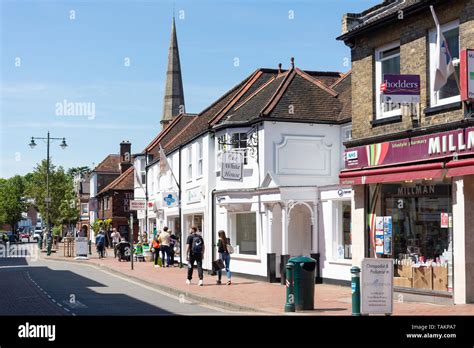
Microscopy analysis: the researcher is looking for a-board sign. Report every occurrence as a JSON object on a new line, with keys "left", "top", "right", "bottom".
{"left": 75, "top": 237, "right": 88, "bottom": 256}
{"left": 361, "top": 258, "right": 393, "bottom": 315}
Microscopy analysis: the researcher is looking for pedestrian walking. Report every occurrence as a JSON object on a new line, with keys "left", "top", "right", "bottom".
{"left": 158, "top": 227, "right": 171, "bottom": 267}
{"left": 96, "top": 230, "right": 105, "bottom": 259}
{"left": 151, "top": 233, "right": 161, "bottom": 268}
{"left": 169, "top": 231, "right": 178, "bottom": 267}
{"left": 186, "top": 226, "right": 204, "bottom": 286}
{"left": 216, "top": 230, "right": 232, "bottom": 285}
{"left": 111, "top": 228, "right": 120, "bottom": 257}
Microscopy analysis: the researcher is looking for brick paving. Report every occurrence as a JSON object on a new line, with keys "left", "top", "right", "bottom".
{"left": 42, "top": 244, "right": 474, "bottom": 315}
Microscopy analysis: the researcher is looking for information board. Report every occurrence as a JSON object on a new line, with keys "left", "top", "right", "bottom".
{"left": 361, "top": 258, "right": 393, "bottom": 315}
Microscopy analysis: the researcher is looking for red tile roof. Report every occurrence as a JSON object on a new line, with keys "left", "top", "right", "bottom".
{"left": 97, "top": 166, "right": 134, "bottom": 195}
{"left": 93, "top": 154, "right": 120, "bottom": 173}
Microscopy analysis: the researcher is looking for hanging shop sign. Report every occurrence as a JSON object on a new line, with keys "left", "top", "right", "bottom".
{"left": 345, "top": 127, "right": 474, "bottom": 169}
{"left": 361, "top": 258, "right": 393, "bottom": 315}
{"left": 460, "top": 49, "right": 474, "bottom": 101}
{"left": 221, "top": 151, "right": 243, "bottom": 181}
{"left": 381, "top": 74, "right": 420, "bottom": 104}
{"left": 162, "top": 191, "right": 178, "bottom": 208}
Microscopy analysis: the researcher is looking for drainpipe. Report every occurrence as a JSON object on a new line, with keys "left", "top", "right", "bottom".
{"left": 210, "top": 189, "right": 216, "bottom": 275}
{"left": 178, "top": 146, "right": 183, "bottom": 268}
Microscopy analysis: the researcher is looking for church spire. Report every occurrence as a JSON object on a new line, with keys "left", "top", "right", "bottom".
{"left": 161, "top": 16, "right": 185, "bottom": 128}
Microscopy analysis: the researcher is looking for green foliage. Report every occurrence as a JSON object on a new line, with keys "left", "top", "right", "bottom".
{"left": 67, "top": 166, "right": 90, "bottom": 177}
{"left": 24, "top": 159, "right": 79, "bottom": 227}
{"left": 91, "top": 219, "right": 101, "bottom": 236}
{"left": 52, "top": 225, "right": 62, "bottom": 237}
{"left": 0, "top": 176, "right": 27, "bottom": 229}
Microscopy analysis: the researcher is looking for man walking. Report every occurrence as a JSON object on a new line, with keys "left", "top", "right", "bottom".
{"left": 96, "top": 230, "right": 105, "bottom": 259}
{"left": 186, "top": 226, "right": 204, "bottom": 286}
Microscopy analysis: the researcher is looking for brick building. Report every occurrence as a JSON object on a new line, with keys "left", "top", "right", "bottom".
{"left": 338, "top": 0, "right": 474, "bottom": 304}
{"left": 96, "top": 141, "right": 139, "bottom": 243}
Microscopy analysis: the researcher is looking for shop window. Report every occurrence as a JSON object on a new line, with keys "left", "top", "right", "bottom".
{"left": 230, "top": 212, "right": 257, "bottom": 255}
{"left": 337, "top": 201, "right": 352, "bottom": 260}
{"left": 429, "top": 21, "right": 460, "bottom": 107}
{"left": 375, "top": 42, "right": 401, "bottom": 119}
{"left": 381, "top": 183, "right": 453, "bottom": 293}
{"left": 81, "top": 203, "right": 88, "bottom": 215}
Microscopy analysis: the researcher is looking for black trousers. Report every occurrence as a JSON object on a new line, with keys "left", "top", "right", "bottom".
{"left": 187, "top": 253, "right": 203, "bottom": 280}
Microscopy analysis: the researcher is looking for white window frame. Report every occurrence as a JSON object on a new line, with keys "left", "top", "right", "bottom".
{"left": 197, "top": 139, "right": 203, "bottom": 178}
{"left": 375, "top": 41, "right": 401, "bottom": 119}
{"left": 228, "top": 211, "right": 258, "bottom": 257}
{"left": 231, "top": 132, "right": 248, "bottom": 165}
{"left": 187, "top": 146, "right": 193, "bottom": 182}
{"left": 139, "top": 158, "right": 146, "bottom": 186}
{"left": 81, "top": 203, "right": 88, "bottom": 215}
{"left": 333, "top": 200, "right": 352, "bottom": 261}
{"left": 429, "top": 20, "right": 460, "bottom": 107}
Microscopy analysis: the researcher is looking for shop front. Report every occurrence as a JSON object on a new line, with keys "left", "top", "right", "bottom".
{"left": 341, "top": 126, "right": 474, "bottom": 303}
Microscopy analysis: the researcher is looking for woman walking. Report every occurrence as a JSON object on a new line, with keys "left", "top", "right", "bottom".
{"left": 152, "top": 233, "right": 161, "bottom": 268}
{"left": 216, "top": 230, "right": 231, "bottom": 285}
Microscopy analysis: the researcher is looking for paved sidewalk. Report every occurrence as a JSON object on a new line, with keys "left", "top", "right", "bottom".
{"left": 40, "top": 244, "right": 474, "bottom": 315}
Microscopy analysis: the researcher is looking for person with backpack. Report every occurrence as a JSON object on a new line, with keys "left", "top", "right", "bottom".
{"left": 216, "top": 230, "right": 232, "bottom": 285}
{"left": 96, "top": 230, "right": 106, "bottom": 259}
{"left": 186, "top": 226, "right": 204, "bottom": 286}
{"left": 151, "top": 233, "right": 161, "bottom": 268}
{"left": 158, "top": 227, "right": 171, "bottom": 267}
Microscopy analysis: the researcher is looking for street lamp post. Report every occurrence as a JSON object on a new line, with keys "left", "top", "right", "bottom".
{"left": 29, "top": 131, "right": 68, "bottom": 255}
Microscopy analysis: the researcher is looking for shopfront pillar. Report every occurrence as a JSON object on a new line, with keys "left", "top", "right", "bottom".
{"left": 453, "top": 176, "right": 474, "bottom": 304}
{"left": 351, "top": 185, "right": 366, "bottom": 268}
{"left": 281, "top": 203, "right": 288, "bottom": 256}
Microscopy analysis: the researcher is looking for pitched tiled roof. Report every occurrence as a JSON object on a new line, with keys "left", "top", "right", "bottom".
{"left": 337, "top": 0, "right": 424, "bottom": 41}
{"left": 209, "top": 66, "right": 350, "bottom": 126}
{"left": 97, "top": 166, "right": 134, "bottom": 195}
{"left": 93, "top": 154, "right": 120, "bottom": 173}
{"left": 331, "top": 71, "right": 352, "bottom": 122}
{"left": 162, "top": 76, "right": 251, "bottom": 155}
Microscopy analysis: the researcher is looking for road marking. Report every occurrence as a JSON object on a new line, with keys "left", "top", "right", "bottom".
{"left": 26, "top": 271, "right": 74, "bottom": 316}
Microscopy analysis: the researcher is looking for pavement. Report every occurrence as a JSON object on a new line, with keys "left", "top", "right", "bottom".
{"left": 35, "top": 242, "right": 474, "bottom": 316}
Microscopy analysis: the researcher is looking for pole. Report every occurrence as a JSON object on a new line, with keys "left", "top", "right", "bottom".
{"left": 130, "top": 212, "right": 134, "bottom": 270}
{"left": 178, "top": 146, "right": 182, "bottom": 268}
{"left": 46, "top": 131, "right": 52, "bottom": 256}
{"left": 351, "top": 266, "right": 361, "bottom": 316}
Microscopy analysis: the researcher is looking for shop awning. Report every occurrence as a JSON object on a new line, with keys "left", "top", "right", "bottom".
{"left": 339, "top": 162, "right": 445, "bottom": 185}
{"left": 446, "top": 158, "right": 474, "bottom": 177}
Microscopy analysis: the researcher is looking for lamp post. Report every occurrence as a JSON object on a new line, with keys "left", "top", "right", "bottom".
{"left": 29, "top": 131, "right": 68, "bottom": 254}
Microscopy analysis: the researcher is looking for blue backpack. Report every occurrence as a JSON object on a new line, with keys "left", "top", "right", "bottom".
{"left": 191, "top": 235, "right": 203, "bottom": 255}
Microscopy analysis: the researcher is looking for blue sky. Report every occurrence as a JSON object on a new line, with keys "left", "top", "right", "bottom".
{"left": 0, "top": 0, "right": 379, "bottom": 178}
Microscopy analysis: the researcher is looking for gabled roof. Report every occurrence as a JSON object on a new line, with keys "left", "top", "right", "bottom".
{"left": 92, "top": 154, "right": 120, "bottom": 173}
{"left": 331, "top": 71, "right": 352, "bottom": 122}
{"left": 97, "top": 166, "right": 134, "bottom": 195}
{"left": 209, "top": 65, "right": 350, "bottom": 126}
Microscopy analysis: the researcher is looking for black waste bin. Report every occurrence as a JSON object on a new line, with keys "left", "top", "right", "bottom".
{"left": 288, "top": 256, "right": 316, "bottom": 310}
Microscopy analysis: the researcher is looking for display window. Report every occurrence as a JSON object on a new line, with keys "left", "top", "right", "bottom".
{"left": 380, "top": 182, "right": 453, "bottom": 293}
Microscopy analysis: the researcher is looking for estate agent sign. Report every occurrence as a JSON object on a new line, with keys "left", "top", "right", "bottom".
{"left": 345, "top": 127, "right": 474, "bottom": 169}
{"left": 381, "top": 74, "right": 420, "bottom": 104}
{"left": 461, "top": 49, "right": 474, "bottom": 101}
{"left": 361, "top": 258, "right": 393, "bottom": 315}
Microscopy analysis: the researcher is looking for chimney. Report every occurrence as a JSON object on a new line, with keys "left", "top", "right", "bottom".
{"left": 278, "top": 63, "right": 282, "bottom": 74}
{"left": 341, "top": 13, "right": 362, "bottom": 34}
{"left": 290, "top": 57, "right": 295, "bottom": 69}
{"left": 120, "top": 140, "right": 132, "bottom": 173}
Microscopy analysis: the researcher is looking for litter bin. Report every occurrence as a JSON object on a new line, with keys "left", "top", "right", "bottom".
{"left": 288, "top": 256, "right": 316, "bottom": 310}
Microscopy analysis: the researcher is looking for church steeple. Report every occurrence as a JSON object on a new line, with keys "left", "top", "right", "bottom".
{"left": 161, "top": 16, "right": 185, "bottom": 128}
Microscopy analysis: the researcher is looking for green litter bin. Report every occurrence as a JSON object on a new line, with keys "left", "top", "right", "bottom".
{"left": 288, "top": 256, "right": 316, "bottom": 310}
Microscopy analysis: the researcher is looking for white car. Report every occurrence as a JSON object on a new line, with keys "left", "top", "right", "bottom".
{"left": 33, "top": 228, "right": 43, "bottom": 241}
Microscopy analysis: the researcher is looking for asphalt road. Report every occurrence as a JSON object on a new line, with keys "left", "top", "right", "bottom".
{"left": 0, "top": 243, "right": 227, "bottom": 316}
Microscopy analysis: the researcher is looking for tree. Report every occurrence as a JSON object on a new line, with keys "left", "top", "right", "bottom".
{"left": 67, "top": 166, "right": 91, "bottom": 177}
{"left": 58, "top": 178, "right": 79, "bottom": 232}
{"left": 0, "top": 176, "right": 27, "bottom": 230}
{"left": 25, "top": 160, "right": 76, "bottom": 229}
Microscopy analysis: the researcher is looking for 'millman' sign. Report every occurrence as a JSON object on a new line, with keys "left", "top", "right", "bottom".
{"left": 381, "top": 74, "right": 420, "bottom": 104}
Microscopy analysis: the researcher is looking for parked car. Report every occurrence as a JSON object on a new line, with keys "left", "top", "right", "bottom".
{"left": 33, "top": 227, "right": 43, "bottom": 241}
{"left": 19, "top": 233, "right": 30, "bottom": 243}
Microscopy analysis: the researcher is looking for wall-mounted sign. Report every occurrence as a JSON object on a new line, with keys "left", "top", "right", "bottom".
{"left": 441, "top": 213, "right": 449, "bottom": 228}
{"left": 375, "top": 217, "right": 384, "bottom": 255}
{"left": 162, "top": 191, "right": 178, "bottom": 208}
{"left": 381, "top": 74, "right": 420, "bottom": 104}
{"left": 337, "top": 188, "right": 352, "bottom": 197}
{"left": 221, "top": 151, "right": 243, "bottom": 181}
{"left": 187, "top": 186, "right": 202, "bottom": 204}
{"left": 361, "top": 258, "right": 393, "bottom": 315}
{"left": 344, "top": 127, "right": 474, "bottom": 170}
{"left": 130, "top": 200, "right": 146, "bottom": 211}
{"left": 461, "top": 49, "right": 474, "bottom": 101}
